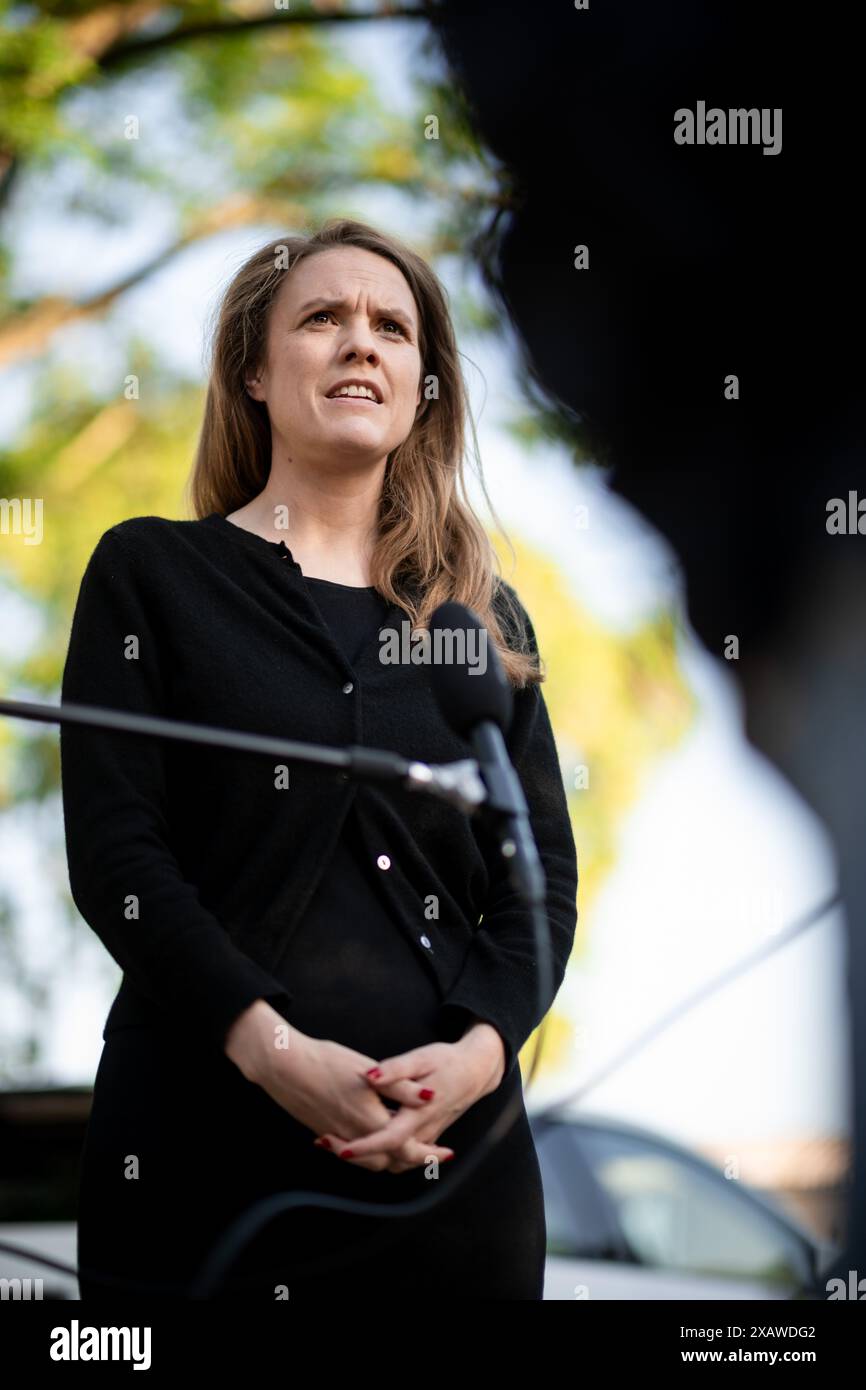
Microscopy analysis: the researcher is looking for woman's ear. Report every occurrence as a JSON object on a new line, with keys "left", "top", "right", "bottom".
{"left": 245, "top": 370, "right": 264, "bottom": 401}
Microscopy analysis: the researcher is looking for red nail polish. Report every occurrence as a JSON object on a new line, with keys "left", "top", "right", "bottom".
{"left": 443, "top": 1152, "right": 455, "bottom": 1162}
{"left": 315, "top": 1137, "right": 331, "bottom": 1149}
{"left": 419, "top": 1088, "right": 434, "bottom": 1101}
{"left": 340, "top": 1148, "right": 354, "bottom": 1159}
{"left": 366, "top": 1067, "right": 382, "bottom": 1078}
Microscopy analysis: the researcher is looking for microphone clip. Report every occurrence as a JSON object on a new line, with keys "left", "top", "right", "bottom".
{"left": 404, "top": 758, "right": 487, "bottom": 814}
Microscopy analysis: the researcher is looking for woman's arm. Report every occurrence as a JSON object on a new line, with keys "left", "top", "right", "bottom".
{"left": 60, "top": 527, "right": 296, "bottom": 1050}
{"left": 437, "top": 1011, "right": 507, "bottom": 1093}
{"left": 346, "top": 591, "right": 578, "bottom": 1167}
{"left": 435, "top": 587, "right": 579, "bottom": 1078}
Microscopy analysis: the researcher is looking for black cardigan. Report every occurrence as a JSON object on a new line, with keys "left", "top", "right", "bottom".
{"left": 59, "top": 514, "right": 578, "bottom": 1078}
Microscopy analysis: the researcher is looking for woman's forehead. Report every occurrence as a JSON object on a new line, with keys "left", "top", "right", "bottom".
{"left": 283, "top": 247, "right": 417, "bottom": 318}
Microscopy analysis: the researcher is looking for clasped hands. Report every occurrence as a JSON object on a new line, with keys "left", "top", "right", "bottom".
{"left": 313, "top": 1027, "right": 506, "bottom": 1175}
{"left": 227, "top": 1002, "right": 508, "bottom": 1177}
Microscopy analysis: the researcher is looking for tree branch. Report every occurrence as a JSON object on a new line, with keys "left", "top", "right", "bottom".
{"left": 0, "top": 192, "right": 304, "bottom": 369}
{"left": 0, "top": 151, "right": 20, "bottom": 215}
{"left": 99, "top": 3, "right": 434, "bottom": 72}
{"left": 0, "top": 179, "right": 501, "bottom": 367}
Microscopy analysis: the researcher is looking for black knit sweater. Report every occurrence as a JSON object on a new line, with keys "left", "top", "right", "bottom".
{"left": 59, "top": 513, "right": 578, "bottom": 1078}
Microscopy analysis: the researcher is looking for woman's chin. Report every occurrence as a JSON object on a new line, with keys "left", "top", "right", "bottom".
{"left": 319, "top": 426, "right": 396, "bottom": 457}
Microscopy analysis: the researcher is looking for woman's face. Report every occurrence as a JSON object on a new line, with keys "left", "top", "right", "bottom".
{"left": 246, "top": 245, "right": 424, "bottom": 469}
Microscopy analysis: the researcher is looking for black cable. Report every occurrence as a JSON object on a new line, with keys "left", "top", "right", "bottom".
{"left": 0, "top": 889, "right": 840, "bottom": 1293}
{"left": 0, "top": 695, "right": 553, "bottom": 1297}
{"left": 189, "top": 899, "right": 550, "bottom": 1299}
{"left": 191, "top": 887, "right": 844, "bottom": 1294}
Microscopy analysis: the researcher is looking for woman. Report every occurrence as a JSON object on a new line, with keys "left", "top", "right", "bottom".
{"left": 60, "top": 218, "right": 578, "bottom": 1301}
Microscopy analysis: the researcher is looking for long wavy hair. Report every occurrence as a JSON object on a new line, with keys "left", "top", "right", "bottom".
{"left": 184, "top": 218, "right": 542, "bottom": 688}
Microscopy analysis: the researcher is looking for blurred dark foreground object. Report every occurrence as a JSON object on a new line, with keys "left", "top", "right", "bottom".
{"left": 434, "top": 0, "right": 865, "bottom": 1291}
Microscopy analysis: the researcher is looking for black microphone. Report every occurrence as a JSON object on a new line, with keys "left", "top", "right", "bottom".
{"left": 428, "top": 602, "right": 546, "bottom": 907}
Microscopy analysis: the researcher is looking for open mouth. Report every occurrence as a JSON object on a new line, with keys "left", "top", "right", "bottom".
{"left": 325, "top": 382, "right": 382, "bottom": 405}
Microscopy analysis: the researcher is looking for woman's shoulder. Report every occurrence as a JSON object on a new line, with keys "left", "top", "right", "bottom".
{"left": 97, "top": 514, "right": 203, "bottom": 549}
{"left": 491, "top": 575, "right": 537, "bottom": 652}
{"left": 73, "top": 517, "right": 217, "bottom": 604}
{"left": 84, "top": 515, "right": 216, "bottom": 573}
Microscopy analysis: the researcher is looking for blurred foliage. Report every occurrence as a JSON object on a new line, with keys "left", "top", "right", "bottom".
{"left": 0, "top": 0, "right": 696, "bottom": 1080}
{"left": 0, "top": 0, "right": 503, "bottom": 729}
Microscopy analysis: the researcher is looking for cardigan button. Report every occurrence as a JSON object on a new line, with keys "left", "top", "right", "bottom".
{"left": 376, "top": 854, "right": 391, "bottom": 870}
{"left": 342, "top": 681, "right": 354, "bottom": 694}
{"left": 420, "top": 935, "right": 432, "bottom": 949}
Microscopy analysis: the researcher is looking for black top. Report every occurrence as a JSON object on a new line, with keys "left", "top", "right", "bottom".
{"left": 59, "top": 513, "right": 578, "bottom": 1078}
{"left": 284, "top": 575, "right": 444, "bottom": 1056}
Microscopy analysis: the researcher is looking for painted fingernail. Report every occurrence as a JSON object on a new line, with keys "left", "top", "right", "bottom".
{"left": 314, "top": 1137, "right": 331, "bottom": 1149}
{"left": 418, "top": 1088, "right": 434, "bottom": 1101}
{"left": 340, "top": 1148, "right": 354, "bottom": 1159}
{"left": 366, "top": 1067, "right": 382, "bottom": 1078}
{"left": 443, "top": 1152, "right": 455, "bottom": 1162}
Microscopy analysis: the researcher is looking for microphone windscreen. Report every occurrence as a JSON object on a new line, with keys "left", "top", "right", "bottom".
{"left": 428, "top": 602, "right": 513, "bottom": 738}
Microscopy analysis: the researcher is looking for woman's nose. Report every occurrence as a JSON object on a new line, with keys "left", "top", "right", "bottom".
{"left": 341, "top": 320, "right": 380, "bottom": 363}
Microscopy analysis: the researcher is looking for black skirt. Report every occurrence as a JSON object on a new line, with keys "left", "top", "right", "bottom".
{"left": 76, "top": 1016, "right": 546, "bottom": 1302}
{"left": 77, "top": 809, "right": 547, "bottom": 1302}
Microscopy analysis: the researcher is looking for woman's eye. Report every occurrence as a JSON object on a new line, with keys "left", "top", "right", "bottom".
{"left": 304, "top": 311, "right": 405, "bottom": 335}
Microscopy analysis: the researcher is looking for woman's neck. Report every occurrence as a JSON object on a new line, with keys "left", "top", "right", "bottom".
{"left": 225, "top": 487, "right": 379, "bottom": 587}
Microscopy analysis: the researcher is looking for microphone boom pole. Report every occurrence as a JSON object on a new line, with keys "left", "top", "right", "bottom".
{"left": 0, "top": 696, "right": 487, "bottom": 814}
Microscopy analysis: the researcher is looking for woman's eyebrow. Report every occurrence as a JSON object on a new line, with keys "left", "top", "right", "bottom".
{"left": 296, "top": 296, "right": 415, "bottom": 329}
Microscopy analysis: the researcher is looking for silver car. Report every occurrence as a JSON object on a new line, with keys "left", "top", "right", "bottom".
{"left": 531, "top": 1109, "right": 839, "bottom": 1300}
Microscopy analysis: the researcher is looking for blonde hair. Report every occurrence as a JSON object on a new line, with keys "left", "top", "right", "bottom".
{"left": 185, "top": 218, "right": 541, "bottom": 687}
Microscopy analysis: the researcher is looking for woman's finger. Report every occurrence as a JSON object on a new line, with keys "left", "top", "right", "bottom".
{"left": 363, "top": 1050, "right": 438, "bottom": 1089}
{"left": 366, "top": 1101, "right": 462, "bottom": 1165}
{"left": 331, "top": 1112, "right": 420, "bottom": 1159}
{"left": 386, "top": 1140, "right": 455, "bottom": 1174}
{"left": 364, "top": 1075, "right": 436, "bottom": 1108}
{"left": 315, "top": 1122, "right": 454, "bottom": 1170}
{"left": 313, "top": 1133, "right": 390, "bottom": 1171}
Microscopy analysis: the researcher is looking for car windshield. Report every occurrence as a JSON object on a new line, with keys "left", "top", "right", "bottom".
{"left": 578, "top": 1127, "right": 813, "bottom": 1289}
